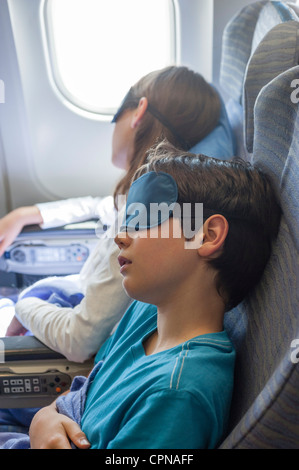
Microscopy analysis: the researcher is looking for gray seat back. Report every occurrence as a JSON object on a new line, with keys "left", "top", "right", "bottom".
{"left": 220, "top": 66, "right": 299, "bottom": 449}
{"left": 244, "top": 20, "right": 299, "bottom": 153}
{"left": 219, "top": 1, "right": 298, "bottom": 160}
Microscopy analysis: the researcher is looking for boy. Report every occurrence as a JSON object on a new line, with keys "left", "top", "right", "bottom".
{"left": 1, "top": 142, "right": 281, "bottom": 449}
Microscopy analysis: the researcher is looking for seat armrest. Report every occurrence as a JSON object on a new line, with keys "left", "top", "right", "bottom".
{"left": 1, "top": 335, "right": 65, "bottom": 361}
{"left": 0, "top": 336, "right": 93, "bottom": 408}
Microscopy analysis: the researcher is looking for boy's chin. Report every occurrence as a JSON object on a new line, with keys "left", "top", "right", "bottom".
{"left": 123, "top": 282, "right": 154, "bottom": 305}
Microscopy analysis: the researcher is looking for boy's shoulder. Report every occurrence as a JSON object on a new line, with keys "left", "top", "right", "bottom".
{"left": 165, "top": 331, "right": 235, "bottom": 407}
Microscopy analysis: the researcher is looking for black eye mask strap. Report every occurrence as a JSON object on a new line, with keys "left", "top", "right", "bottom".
{"left": 112, "top": 90, "right": 190, "bottom": 150}
{"left": 111, "top": 89, "right": 139, "bottom": 123}
{"left": 146, "top": 103, "right": 190, "bottom": 150}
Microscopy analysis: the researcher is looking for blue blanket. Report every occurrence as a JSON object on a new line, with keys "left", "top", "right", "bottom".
{"left": 0, "top": 276, "right": 84, "bottom": 309}
{"left": 18, "top": 276, "right": 84, "bottom": 308}
{"left": 0, "top": 277, "right": 84, "bottom": 337}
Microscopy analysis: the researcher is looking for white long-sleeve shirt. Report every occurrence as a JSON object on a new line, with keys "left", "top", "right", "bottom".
{"left": 15, "top": 196, "right": 131, "bottom": 363}
{"left": 36, "top": 195, "right": 116, "bottom": 229}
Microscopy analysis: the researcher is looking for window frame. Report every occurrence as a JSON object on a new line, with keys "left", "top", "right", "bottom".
{"left": 42, "top": 0, "right": 178, "bottom": 118}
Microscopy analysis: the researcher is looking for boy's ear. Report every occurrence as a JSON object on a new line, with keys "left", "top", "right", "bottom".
{"left": 131, "top": 97, "right": 148, "bottom": 129}
{"left": 198, "top": 215, "right": 229, "bottom": 258}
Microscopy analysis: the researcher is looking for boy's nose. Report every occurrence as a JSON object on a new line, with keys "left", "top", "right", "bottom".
{"left": 114, "top": 231, "right": 131, "bottom": 248}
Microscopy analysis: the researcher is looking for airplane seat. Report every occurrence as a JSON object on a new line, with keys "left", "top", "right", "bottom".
{"left": 288, "top": 2, "right": 299, "bottom": 18}
{"left": 244, "top": 20, "right": 299, "bottom": 155}
{"left": 251, "top": 0, "right": 299, "bottom": 50}
{"left": 219, "top": 65, "right": 299, "bottom": 449}
{"left": 219, "top": 0, "right": 298, "bottom": 160}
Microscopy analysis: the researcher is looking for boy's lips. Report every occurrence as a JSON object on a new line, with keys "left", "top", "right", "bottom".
{"left": 118, "top": 255, "right": 132, "bottom": 273}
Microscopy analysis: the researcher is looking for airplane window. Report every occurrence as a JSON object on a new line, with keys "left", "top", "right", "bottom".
{"left": 45, "top": 0, "right": 176, "bottom": 116}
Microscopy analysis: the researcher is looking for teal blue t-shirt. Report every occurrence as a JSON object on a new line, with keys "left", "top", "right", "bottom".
{"left": 81, "top": 301, "right": 235, "bottom": 449}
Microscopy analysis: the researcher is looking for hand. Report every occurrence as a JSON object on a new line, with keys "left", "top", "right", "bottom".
{"left": 0, "top": 206, "right": 43, "bottom": 257}
{"left": 5, "top": 315, "right": 28, "bottom": 336}
{"left": 29, "top": 400, "right": 91, "bottom": 449}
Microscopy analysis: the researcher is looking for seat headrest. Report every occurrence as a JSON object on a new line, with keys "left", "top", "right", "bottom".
{"left": 244, "top": 20, "right": 299, "bottom": 153}
{"left": 190, "top": 95, "right": 236, "bottom": 159}
{"left": 220, "top": 1, "right": 267, "bottom": 103}
{"left": 220, "top": 1, "right": 298, "bottom": 104}
{"left": 253, "top": 65, "right": 299, "bottom": 247}
{"left": 252, "top": 1, "right": 299, "bottom": 51}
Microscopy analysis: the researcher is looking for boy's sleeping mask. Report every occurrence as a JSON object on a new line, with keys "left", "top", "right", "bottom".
{"left": 120, "top": 171, "right": 178, "bottom": 232}
{"left": 120, "top": 171, "right": 204, "bottom": 248}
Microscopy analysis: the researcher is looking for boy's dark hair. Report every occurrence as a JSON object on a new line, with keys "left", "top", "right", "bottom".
{"left": 134, "top": 141, "right": 281, "bottom": 311}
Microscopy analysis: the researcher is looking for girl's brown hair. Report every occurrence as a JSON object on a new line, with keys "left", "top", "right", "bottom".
{"left": 113, "top": 66, "right": 220, "bottom": 204}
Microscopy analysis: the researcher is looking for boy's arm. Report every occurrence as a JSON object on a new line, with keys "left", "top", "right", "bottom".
{"left": 29, "top": 394, "right": 90, "bottom": 449}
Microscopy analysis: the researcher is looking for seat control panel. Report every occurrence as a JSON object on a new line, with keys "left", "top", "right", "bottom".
{"left": 0, "top": 372, "right": 72, "bottom": 398}
{"left": 5, "top": 243, "right": 89, "bottom": 266}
